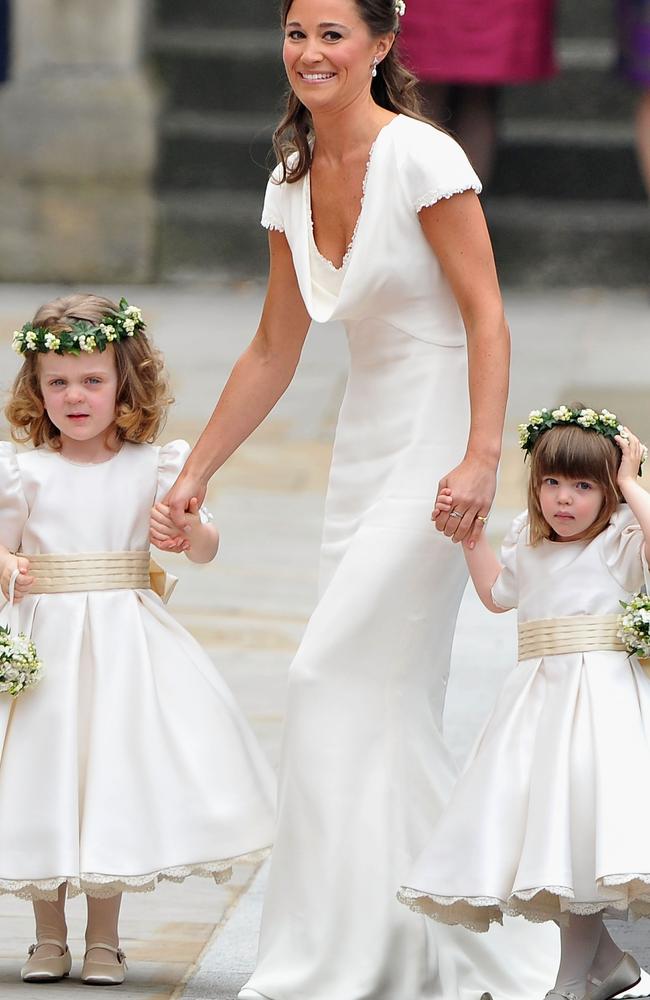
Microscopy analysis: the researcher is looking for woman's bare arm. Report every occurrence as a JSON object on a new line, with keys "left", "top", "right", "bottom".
{"left": 166, "top": 230, "right": 311, "bottom": 527}
{"left": 418, "top": 191, "right": 510, "bottom": 547}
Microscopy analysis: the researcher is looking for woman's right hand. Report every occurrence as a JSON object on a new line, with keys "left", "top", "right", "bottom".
{"left": 1, "top": 555, "right": 33, "bottom": 602}
{"left": 164, "top": 468, "right": 208, "bottom": 533}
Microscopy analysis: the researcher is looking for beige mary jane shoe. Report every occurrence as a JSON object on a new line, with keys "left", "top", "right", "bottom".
{"left": 81, "top": 943, "right": 127, "bottom": 986}
{"left": 588, "top": 953, "right": 641, "bottom": 1000}
{"left": 21, "top": 940, "right": 72, "bottom": 983}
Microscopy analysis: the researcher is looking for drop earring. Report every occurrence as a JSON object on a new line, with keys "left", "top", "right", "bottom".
{"left": 371, "top": 57, "right": 379, "bottom": 78}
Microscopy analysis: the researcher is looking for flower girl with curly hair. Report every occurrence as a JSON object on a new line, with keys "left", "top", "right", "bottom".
{"left": 399, "top": 407, "right": 650, "bottom": 1000}
{"left": 0, "top": 294, "right": 275, "bottom": 986}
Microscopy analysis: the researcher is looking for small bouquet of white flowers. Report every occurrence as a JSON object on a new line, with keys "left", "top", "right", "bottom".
{"left": 0, "top": 569, "right": 43, "bottom": 697}
{"left": 619, "top": 592, "right": 650, "bottom": 661}
{"left": 0, "top": 624, "right": 42, "bottom": 696}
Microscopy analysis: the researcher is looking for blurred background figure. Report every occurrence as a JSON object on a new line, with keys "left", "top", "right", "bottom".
{"left": 399, "top": 0, "right": 557, "bottom": 183}
{"left": 0, "top": 0, "right": 9, "bottom": 84}
{"left": 617, "top": 0, "right": 650, "bottom": 196}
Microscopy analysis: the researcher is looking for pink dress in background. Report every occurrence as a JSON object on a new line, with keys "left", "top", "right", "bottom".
{"left": 399, "top": 0, "right": 557, "bottom": 84}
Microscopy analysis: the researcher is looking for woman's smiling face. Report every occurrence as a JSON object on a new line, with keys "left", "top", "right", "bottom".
{"left": 283, "top": 0, "right": 390, "bottom": 113}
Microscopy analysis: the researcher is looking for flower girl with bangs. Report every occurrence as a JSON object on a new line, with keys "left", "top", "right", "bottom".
{"left": 399, "top": 406, "right": 650, "bottom": 1000}
{"left": 0, "top": 293, "right": 275, "bottom": 986}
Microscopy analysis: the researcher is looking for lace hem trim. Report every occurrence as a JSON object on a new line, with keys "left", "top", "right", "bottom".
{"left": 261, "top": 217, "right": 285, "bottom": 233}
{"left": 397, "top": 873, "right": 650, "bottom": 932}
{"left": 0, "top": 848, "right": 270, "bottom": 901}
{"left": 414, "top": 181, "right": 482, "bottom": 214}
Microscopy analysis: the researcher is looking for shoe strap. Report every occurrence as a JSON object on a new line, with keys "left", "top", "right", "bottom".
{"left": 29, "top": 940, "right": 67, "bottom": 955}
{"left": 84, "top": 942, "right": 126, "bottom": 963}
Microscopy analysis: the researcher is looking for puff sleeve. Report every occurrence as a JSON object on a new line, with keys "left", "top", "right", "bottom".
{"left": 398, "top": 122, "right": 482, "bottom": 213}
{"left": 0, "top": 442, "right": 28, "bottom": 553}
{"left": 491, "top": 511, "right": 529, "bottom": 611}
{"left": 260, "top": 163, "right": 286, "bottom": 233}
{"left": 156, "top": 440, "right": 213, "bottom": 523}
{"left": 601, "top": 506, "right": 650, "bottom": 593}
{"left": 156, "top": 439, "right": 191, "bottom": 503}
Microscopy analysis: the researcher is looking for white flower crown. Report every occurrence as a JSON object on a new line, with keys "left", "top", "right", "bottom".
{"left": 12, "top": 298, "right": 145, "bottom": 356}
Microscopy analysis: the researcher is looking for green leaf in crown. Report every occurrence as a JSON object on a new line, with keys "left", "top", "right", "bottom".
{"left": 11, "top": 300, "right": 145, "bottom": 357}
{"left": 517, "top": 405, "right": 629, "bottom": 456}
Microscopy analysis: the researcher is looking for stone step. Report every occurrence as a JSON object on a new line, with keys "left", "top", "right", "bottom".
{"left": 156, "top": 113, "right": 274, "bottom": 192}
{"left": 151, "top": 29, "right": 285, "bottom": 115}
{"left": 158, "top": 191, "right": 268, "bottom": 280}
{"left": 486, "top": 198, "right": 650, "bottom": 287}
{"left": 152, "top": 0, "right": 613, "bottom": 39}
{"left": 152, "top": 0, "right": 280, "bottom": 31}
{"left": 156, "top": 111, "right": 645, "bottom": 202}
{"left": 492, "top": 121, "right": 645, "bottom": 201}
{"left": 558, "top": 0, "right": 614, "bottom": 38}
{"left": 158, "top": 189, "right": 650, "bottom": 287}
{"left": 150, "top": 30, "right": 630, "bottom": 123}
{"left": 501, "top": 40, "right": 633, "bottom": 121}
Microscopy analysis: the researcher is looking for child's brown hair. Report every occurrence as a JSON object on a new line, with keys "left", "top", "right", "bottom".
{"left": 5, "top": 294, "right": 173, "bottom": 450}
{"left": 527, "top": 420, "right": 622, "bottom": 545}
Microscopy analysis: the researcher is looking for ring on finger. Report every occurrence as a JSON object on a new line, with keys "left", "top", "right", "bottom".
{"left": 476, "top": 514, "right": 489, "bottom": 524}
{"left": 449, "top": 510, "right": 463, "bottom": 519}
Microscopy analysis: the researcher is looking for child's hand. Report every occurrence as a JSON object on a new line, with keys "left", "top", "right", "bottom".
{"left": 1, "top": 555, "right": 33, "bottom": 603}
{"left": 432, "top": 487, "right": 456, "bottom": 534}
{"left": 616, "top": 429, "right": 648, "bottom": 486}
{"left": 150, "top": 501, "right": 198, "bottom": 553}
{"left": 432, "top": 487, "right": 454, "bottom": 519}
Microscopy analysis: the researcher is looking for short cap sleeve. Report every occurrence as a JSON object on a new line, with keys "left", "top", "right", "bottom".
{"left": 156, "top": 440, "right": 213, "bottom": 523}
{"left": 156, "top": 440, "right": 191, "bottom": 503}
{"left": 0, "top": 442, "right": 28, "bottom": 552}
{"left": 261, "top": 163, "right": 286, "bottom": 233}
{"left": 398, "top": 122, "right": 482, "bottom": 213}
{"left": 491, "top": 511, "right": 529, "bottom": 611}
{"left": 601, "top": 505, "right": 650, "bottom": 593}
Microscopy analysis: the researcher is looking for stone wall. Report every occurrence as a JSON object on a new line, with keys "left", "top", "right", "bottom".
{"left": 0, "top": 0, "right": 157, "bottom": 282}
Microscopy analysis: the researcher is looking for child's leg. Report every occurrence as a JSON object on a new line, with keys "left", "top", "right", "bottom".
{"left": 85, "top": 893, "right": 122, "bottom": 963}
{"left": 589, "top": 920, "right": 624, "bottom": 982}
{"left": 554, "top": 912, "right": 604, "bottom": 997}
{"left": 32, "top": 882, "right": 67, "bottom": 956}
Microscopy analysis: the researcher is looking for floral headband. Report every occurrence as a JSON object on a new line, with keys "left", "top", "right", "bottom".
{"left": 395, "top": 1, "right": 406, "bottom": 14}
{"left": 11, "top": 299, "right": 145, "bottom": 356}
{"left": 518, "top": 406, "right": 628, "bottom": 454}
{"left": 518, "top": 405, "right": 647, "bottom": 473}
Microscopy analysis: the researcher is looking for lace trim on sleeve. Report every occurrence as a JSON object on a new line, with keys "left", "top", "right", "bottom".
{"left": 261, "top": 216, "right": 285, "bottom": 233}
{"left": 414, "top": 180, "right": 482, "bottom": 214}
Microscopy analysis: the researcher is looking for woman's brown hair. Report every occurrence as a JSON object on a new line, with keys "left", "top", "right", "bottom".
{"left": 527, "top": 422, "right": 622, "bottom": 545}
{"left": 5, "top": 294, "right": 173, "bottom": 450}
{"left": 275, "top": 0, "right": 431, "bottom": 183}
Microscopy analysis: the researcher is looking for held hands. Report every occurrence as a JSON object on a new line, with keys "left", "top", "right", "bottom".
{"left": 150, "top": 498, "right": 220, "bottom": 563}
{"left": 433, "top": 457, "right": 497, "bottom": 548}
{"left": 164, "top": 471, "right": 208, "bottom": 534}
{"left": 0, "top": 555, "right": 33, "bottom": 603}
{"left": 150, "top": 500, "right": 201, "bottom": 553}
{"left": 616, "top": 428, "right": 647, "bottom": 486}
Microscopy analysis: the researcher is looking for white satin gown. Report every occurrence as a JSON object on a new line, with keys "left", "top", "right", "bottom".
{"left": 0, "top": 439, "right": 275, "bottom": 900}
{"left": 240, "top": 114, "right": 559, "bottom": 1000}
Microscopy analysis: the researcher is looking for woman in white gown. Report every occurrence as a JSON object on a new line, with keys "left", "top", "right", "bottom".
{"left": 165, "top": 0, "right": 563, "bottom": 997}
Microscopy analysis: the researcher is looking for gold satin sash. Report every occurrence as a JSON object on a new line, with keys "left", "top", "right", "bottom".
{"left": 518, "top": 614, "right": 626, "bottom": 661}
{"left": 21, "top": 552, "right": 177, "bottom": 603}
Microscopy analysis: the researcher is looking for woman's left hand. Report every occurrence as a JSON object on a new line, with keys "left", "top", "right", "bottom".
{"left": 434, "top": 456, "right": 497, "bottom": 546}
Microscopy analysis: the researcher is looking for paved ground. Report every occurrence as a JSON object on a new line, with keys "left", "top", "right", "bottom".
{"left": 0, "top": 282, "right": 648, "bottom": 998}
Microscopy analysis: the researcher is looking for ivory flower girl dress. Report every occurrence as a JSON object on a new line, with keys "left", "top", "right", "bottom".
{"left": 0, "top": 438, "right": 275, "bottom": 900}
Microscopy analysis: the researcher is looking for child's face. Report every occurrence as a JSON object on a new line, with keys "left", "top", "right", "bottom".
{"left": 538, "top": 473, "right": 605, "bottom": 542}
{"left": 39, "top": 349, "right": 119, "bottom": 450}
